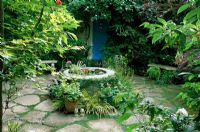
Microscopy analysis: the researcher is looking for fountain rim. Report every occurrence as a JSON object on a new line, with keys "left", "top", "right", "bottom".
{"left": 63, "top": 67, "right": 115, "bottom": 80}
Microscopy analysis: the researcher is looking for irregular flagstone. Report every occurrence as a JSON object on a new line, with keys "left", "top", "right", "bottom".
{"left": 15, "top": 79, "right": 34, "bottom": 88}
{"left": 88, "top": 119, "right": 123, "bottom": 132}
{"left": 35, "top": 99, "right": 55, "bottom": 112}
{"left": 12, "top": 105, "right": 29, "bottom": 113}
{"left": 2, "top": 93, "right": 7, "bottom": 102}
{"left": 2, "top": 124, "right": 8, "bottom": 132}
{"left": 44, "top": 112, "right": 84, "bottom": 126}
{"left": 20, "top": 124, "right": 52, "bottom": 132}
{"left": 3, "top": 102, "right": 17, "bottom": 109}
{"left": 56, "top": 124, "right": 89, "bottom": 132}
{"left": 14, "top": 95, "right": 40, "bottom": 106}
{"left": 2, "top": 109, "right": 16, "bottom": 121}
{"left": 34, "top": 89, "right": 49, "bottom": 95}
{"left": 18, "top": 88, "right": 36, "bottom": 95}
{"left": 2, "top": 82, "right": 16, "bottom": 92}
{"left": 146, "top": 92, "right": 163, "bottom": 99}
{"left": 123, "top": 114, "right": 149, "bottom": 125}
{"left": 22, "top": 111, "right": 47, "bottom": 123}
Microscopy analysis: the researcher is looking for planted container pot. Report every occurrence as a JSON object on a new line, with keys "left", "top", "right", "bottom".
{"left": 64, "top": 101, "right": 78, "bottom": 113}
{"left": 49, "top": 81, "right": 82, "bottom": 113}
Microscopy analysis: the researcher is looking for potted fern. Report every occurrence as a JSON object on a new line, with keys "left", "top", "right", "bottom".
{"left": 62, "top": 82, "right": 82, "bottom": 113}
{"left": 49, "top": 81, "right": 82, "bottom": 113}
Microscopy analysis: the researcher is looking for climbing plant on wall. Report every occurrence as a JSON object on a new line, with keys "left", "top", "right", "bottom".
{"left": 67, "top": 0, "right": 186, "bottom": 74}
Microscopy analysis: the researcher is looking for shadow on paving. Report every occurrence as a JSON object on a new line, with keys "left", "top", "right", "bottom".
{"left": 133, "top": 75, "right": 187, "bottom": 112}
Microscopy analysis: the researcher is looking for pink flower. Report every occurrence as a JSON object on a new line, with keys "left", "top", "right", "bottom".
{"left": 66, "top": 60, "right": 72, "bottom": 65}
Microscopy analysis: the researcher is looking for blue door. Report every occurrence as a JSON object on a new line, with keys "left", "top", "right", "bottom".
{"left": 92, "top": 20, "right": 108, "bottom": 60}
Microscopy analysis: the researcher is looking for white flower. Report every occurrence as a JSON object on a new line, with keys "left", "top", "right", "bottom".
{"left": 176, "top": 108, "right": 188, "bottom": 117}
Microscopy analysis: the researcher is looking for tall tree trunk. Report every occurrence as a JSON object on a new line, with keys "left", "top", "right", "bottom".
{"left": 0, "top": 60, "right": 2, "bottom": 132}
{"left": 0, "top": 0, "right": 3, "bottom": 37}
{"left": 0, "top": 0, "right": 4, "bottom": 131}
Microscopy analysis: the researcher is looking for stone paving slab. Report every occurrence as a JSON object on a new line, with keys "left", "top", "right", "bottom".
{"left": 12, "top": 105, "right": 29, "bottom": 113}
{"left": 14, "top": 95, "right": 40, "bottom": 106}
{"left": 88, "top": 119, "right": 123, "bottom": 132}
{"left": 34, "top": 89, "right": 49, "bottom": 95}
{"left": 2, "top": 93, "right": 7, "bottom": 102}
{"left": 56, "top": 124, "right": 89, "bottom": 132}
{"left": 2, "top": 109, "right": 17, "bottom": 122}
{"left": 3, "top": 102, "right": 17, "bottom": 109}
{"left": 20, "top": 124, "right": 52, "bottom": 132}
{"left": 133, "top": 76, "right": 183, "bottom": 110}
{"left": 123, "top": 114, "right": 149, "bottom": 125}
{"left": 35, "top": 99, "right": 55, "bottom": 112}
{"left": 43, "top": 112, "right": 85, "bottom": 126}
{"left": 18, "top": 88, "right": 36, "bottom": 95}
{"left": 2, "top": 124, "right": 8, "bottom": 132}
{"left": 23, "top": 110, "right": 47, "bottom": 123}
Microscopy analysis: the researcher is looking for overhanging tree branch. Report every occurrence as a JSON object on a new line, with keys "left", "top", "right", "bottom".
{"left": 31, "top": 0, "right": 46, "bottom": 36}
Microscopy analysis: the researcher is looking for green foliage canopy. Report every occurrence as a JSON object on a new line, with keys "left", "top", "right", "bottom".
{"left": 0, "top": 0, "right": 79, "bottom": 80}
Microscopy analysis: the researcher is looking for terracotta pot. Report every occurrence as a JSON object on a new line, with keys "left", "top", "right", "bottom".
{"left": 64, "top": 101, "right": 77, "bottom": 113}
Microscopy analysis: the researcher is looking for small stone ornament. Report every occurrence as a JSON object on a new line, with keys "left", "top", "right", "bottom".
{"left": 80, "top": 108, "right": 85, "bottom": 117}
{"left": 74, "top": 108, "right": 79, "bottom": 117}
{"left": 51, "top": 63, "right": 55, "bottom": 67}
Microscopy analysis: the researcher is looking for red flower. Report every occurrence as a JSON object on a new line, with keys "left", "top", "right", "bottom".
{"left": 56, "top": 0, "right": 62, "bottom": 5}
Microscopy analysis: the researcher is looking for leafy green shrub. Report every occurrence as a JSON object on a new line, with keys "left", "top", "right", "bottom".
{"left": 78, "top": 75, "right": 134, "bottom": 117}
{"left": 104, "top": 55, "right": 133, "bottom": 76}
{"left": 62, "top": 82, "right": 82, "bottom": 101}
{"left": 160, "top": 70, "right": 175, "bottom": 84}
{"left": 49, "top": 80, "right": 82, "bottom": 110}
{"left": 100, "top": 71, "right": 137, "bottom": 113}
{"left": 50, "top": 81, "right": 82, "bottom": 101}
{"left": 118, "top": 100, "right": 199, "bottom": 131}
{"left": 178, "top": 82, "right": 200, "bottom": 118}
{"left": 99, "top": 83, "right": 120, "bottom": 105}
{"left": 113, "top": 92, "right": 139, "bottom": 113}
{"left": 143, "top": 1, "right": 200, "bottom": 119}
{"left": 147, "top": 66, "right": 161, "bottom": 81}
{"left": 68, "top": 0, "right": 179, "bottom": 75}
{"left": 49, "top": 84, "right": 63, "bottom": 99}
{"left": 81, "top": 91, "right": 116, "bottom": 118}
{"left": 1, "top": 1, "right": 80, "bottom": 121}
{"left": 138, "top": 101, "right": 198, "bottom": 131}
{"left": 78, "top": 64, "right": 137, "bottom": 113}
{"left": 41, "top": 39, "right": 89, "bottom": 69}
{"left": 2, "top": 0, "right": 79, "bottom": 79}
{"left": 66, "top": 39, "right": 90, "bottom": 63}
{"left": 69, "top": 64, "right": 82, "bottom": 74}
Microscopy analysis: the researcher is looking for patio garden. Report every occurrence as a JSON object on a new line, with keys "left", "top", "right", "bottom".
{"left": 0, "top": 0, "right": 200, "bottom": 132}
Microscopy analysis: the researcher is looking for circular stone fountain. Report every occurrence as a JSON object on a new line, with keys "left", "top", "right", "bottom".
{"left": 64, "top": 67, "right": 115, "bottom": 80}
